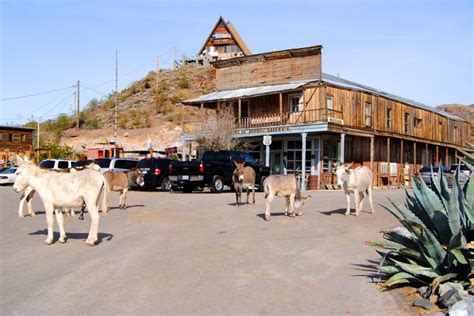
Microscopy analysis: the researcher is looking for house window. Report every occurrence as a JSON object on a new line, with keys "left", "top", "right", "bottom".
{"left": 413, "top": 117, "right": 422, "bottom": 128}
{"left": 289, "top": 94, "right": 302, "bottom": 113}
{"left": 364, "top": 102, "right": 372, "bottom": 127}
{"left": 386, "top": 108, "right": 392, "bottom": 130}
{"left": 404, "top": 112, "right": 411, "bottom": 133}
{"left": 21, "top": 134, "right": 26, "bottom": 142}
{"left": 326, "top": 95, "right": 334, "bottom": 117}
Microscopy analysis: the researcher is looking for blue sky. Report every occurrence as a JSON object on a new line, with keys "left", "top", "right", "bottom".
{"left": 1, "top": 0, "right": 472, "bottom": 125}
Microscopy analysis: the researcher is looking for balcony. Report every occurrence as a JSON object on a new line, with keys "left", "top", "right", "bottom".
{"left": 183, "top": 108, "right": 343, "bottom": 134}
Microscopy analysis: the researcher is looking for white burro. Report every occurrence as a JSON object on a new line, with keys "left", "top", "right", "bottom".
{"left": 13, "top": 156, "right": 108, "bottom": 246}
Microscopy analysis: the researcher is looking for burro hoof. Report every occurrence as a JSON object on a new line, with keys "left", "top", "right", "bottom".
{"left": 18, "top": 214, "right": 24, "bottom": 218}
{"left": 44, "top": 239, "right": 53, "bottom": 245}
{"left": 59, "top": 237, "right": 68, "bottom": 244}
{"left": 30, "top": 213, "right": 36, "bottom": 217}
{"left": 345, "top": 212, "right": 350, "bottom": 216}
{"left": 85, "top": 239, "right": 96, "bottom": 246}
{"left": 296, "top": 212, "right": 303, "bottom": 216}
{"left": 264, "top": 215, "right": 271, "bottom": 221}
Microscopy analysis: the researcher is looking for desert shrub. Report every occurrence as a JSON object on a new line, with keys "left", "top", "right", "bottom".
{"left": 84, "top": 116, "right": 103, "bottom": 129}
{"left": 177, "top": 75, "right": 190, "bottom": 89}
{"left": 170, "top": 92, "right": 186, "bottom": 104}
{"left": 155, "top": 93, "right": 167, "bottom": 112}
{"left": 164, "top": 111, "right": 183, "bottom": 123}
{"left": 118, "top": 115, "right": 129, "bottom": 129}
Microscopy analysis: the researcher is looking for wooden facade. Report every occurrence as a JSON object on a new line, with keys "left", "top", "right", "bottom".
{"left": 183, "top": 45, "right": 470, "bottom": 189}
{"left": 0, "top": 126, "right": 35, "bottom": 167}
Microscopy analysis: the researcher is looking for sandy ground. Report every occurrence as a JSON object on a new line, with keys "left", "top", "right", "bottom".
{"left": 0, "top": 186, "right": 415, "bottom": 315}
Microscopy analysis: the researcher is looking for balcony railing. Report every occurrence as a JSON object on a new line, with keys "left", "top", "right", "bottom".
{"left": 183, "top": 108, "right": 343, "bottom": 133}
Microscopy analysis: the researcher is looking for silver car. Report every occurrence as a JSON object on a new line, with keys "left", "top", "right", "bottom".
{"left": 93, "top": 158, "right": 138, "bottom": 174}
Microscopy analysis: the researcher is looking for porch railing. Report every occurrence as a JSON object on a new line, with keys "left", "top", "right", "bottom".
{"left": 183, "top": 108, "right": 343, "bottom": 133}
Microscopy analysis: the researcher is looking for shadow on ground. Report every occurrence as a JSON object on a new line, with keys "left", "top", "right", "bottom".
{"left": 29, "top": 229, "right": 113, "bottom": 245}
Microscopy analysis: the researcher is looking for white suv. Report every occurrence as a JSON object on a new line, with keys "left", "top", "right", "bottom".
{"left": 39, "top": 159, "right": 76, "bottom": 170}
{"left": 93, "top": 158, "right": 138, "bottom": 173}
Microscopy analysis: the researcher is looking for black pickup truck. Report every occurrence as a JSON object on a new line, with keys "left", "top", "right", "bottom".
{"left": 169, "top": 150, "right": 270, "bottom": 193}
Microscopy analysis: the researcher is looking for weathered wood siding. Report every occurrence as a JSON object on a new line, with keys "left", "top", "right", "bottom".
{"left": 321, "top": 85, "right": 470, "bottom": 147}
{"left": 216, "top": 54, "right": 322, "bottom": 90}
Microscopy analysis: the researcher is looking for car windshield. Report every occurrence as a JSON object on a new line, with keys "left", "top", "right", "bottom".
{"left": 451, "top": 164, "right": 470, "bottom": 171}
{"left": 94, "top": 159, "right": 111, "bottom": 168}
{"left": 420, "top": 167, "right": 439, "bottom": 173}
{"left": 2, "top": 168, "right": 16, "bottom": 174}
{"left": 39, "top": 160, "right": 55, "bottom": 169}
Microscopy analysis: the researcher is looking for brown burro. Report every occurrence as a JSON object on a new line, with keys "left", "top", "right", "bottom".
{"left": 232, "top": 161, "right": 256, "bottom": 206}
{"left": 103, "top": 169, "right": 145, "bottom": 211}
{"left": 263, "top": 174, "right": 310, "bottom": 221}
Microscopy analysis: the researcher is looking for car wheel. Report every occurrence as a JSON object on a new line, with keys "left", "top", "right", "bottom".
{"left": 161, "top": 177, "right": 172, "bottom": 192}
{"left": 212, "top": 175, "right": 224, "bottom": 193}
{"left": 183, "top": 184, "right": 194, "bottom": 193}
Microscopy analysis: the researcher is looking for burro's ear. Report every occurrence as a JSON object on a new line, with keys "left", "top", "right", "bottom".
{"left": 345, "top": 162, "right": 354, "bottom": 169}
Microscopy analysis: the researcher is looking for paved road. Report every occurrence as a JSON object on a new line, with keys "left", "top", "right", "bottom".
{"left": 0, "top": 186, "right": 412, "bottom": 315}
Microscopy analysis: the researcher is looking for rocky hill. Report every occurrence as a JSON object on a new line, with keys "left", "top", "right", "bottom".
{"left": 436, "top": 103, "right": 473, "bottom": 122}
{"left": 59, "top": 65, "right": 216, "bottom": 151}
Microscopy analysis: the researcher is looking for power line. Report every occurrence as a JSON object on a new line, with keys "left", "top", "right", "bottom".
{"left": 0, "top": 85, "right": 75, "bottom": 101}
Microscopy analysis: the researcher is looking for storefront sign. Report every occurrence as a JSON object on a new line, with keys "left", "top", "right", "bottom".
{"left": 263, "top": 135, "right": 272, "bottom": 146}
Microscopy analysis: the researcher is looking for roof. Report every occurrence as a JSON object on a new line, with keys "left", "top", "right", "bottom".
{"left": 0, "top": 125, "right": 35, "bottom": 131}
{"left": 321, "top": 74, "right": 464, "bottom": 121}
{"left": 198, "top": 16, "right": 251, "bottom": 56}
{"left": 183, "top": 79, "right": 317, "bottom": 104}
{"left": 212, "top": 45, "right": 322, "bottom": 69}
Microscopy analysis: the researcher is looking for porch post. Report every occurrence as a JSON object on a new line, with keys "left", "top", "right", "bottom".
{"left": 301, "top": 132, "right": 307, "bottom": 191}
{"left": 238, "top": 98, "right": 242, "bottom": 126}
{"left": 445, "top": 147, "right": 448, "bottom": 166}
{"left": 265, "top": 143, "right": 270, "bottom": 168}
{"left": 436, "top": 145, "right": 439, "bottom": 165}
{"left": 413, "top": 142, "right": 417, "bottom": 167}
{"left": 387, "top": 137, "right": 390, "bottom": 163}
{"left": 182, "top": 140, "right": 187, "bottom": 162}
{"left": 339, "top": 133, "right": 345, "bottom": 163}
{"left": 279, "top": 93, "right": 283, "bottom": 119}
{"left": 370, "top": 137, "right": 374, "bottom": 170}
{"left": 425, "top": 143, "right": 429, "bottom": 166}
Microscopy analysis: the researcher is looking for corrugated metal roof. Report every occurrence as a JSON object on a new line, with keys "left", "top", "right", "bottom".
{"left": 322, "top": 73, "right": 464, "bottom": 121}
{"left": 183, "top": 79, "right": 317, "bottom": 104}
{"left": 184, "top": 73, "right": 464, "bottom": 121}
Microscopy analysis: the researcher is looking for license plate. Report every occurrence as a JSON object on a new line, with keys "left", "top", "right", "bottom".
{"left": 181, "top": 175, "right": 189, "bottom": 180}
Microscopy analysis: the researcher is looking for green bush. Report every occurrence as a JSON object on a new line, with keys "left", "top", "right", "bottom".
{"left": 84, "top": 116, "right": 103, "bottom": 129}
{"left": 170, "top": 92, "right": 186, "bottom": 104}
{"left": 368, "top": 157, "right": 474, "bottom": 303}
{"left": 177, "top": 76, "right": 190, "bottom": 89}
{"left": 155, "top": 93, "right": 167, "bottom": 112}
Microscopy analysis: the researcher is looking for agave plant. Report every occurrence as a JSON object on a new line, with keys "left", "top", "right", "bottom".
{"left": 368, "top": 153, "right": 474, "bottom": 299}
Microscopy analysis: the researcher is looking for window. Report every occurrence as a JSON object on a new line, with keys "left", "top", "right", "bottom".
{"left": 386, "top": 108, "right": 392, "bottom": 130}
{"left": 413, "top": 117, "right": 422, "bottom": 128}
{"left": 289, "top": 94, "right": 302, "bottom": 113}
{"left": 364, "top": 102, "right": 372, "bottom": 127}
{"left": 58, "top": 161, "right": 69, "bottom": 169}
{"left": 21, "top": 134, "right": 26, "bottom": 142}
{"left": 8, "top": 134, "right": 13, "bottom": 141}
{"left": 404, "top": 112, "right": 411, "bottom": 133}
{"left": 453, "top": 126, "right": 458, "bottom": 143}
{"left": 326, "top": 95, "right": 334, "bottom": 117}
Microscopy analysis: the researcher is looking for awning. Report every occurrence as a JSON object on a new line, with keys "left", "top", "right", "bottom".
{"left": 183, "top": 79, "right": 318, "bottom": 104}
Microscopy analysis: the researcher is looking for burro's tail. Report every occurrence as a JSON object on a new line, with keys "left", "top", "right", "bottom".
{"left": 99, "top": 178, "right": 109, "bottom": 213}
{"left": 263, "top": 177, "right": 270, "bottom": 199}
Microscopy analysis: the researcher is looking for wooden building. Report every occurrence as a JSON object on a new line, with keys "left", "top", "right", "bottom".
{"left": 182, "top": 45, "right": 471, "bottom": 190}
{"left": 197, "top": 16, "right": 251, "bottom": 66}
{"left": 0, "top": 125, "right": 35, "bottom": 167}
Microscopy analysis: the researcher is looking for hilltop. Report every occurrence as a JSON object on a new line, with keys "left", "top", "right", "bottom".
{"left": 57, "top": 65, "right": 216, "bottom": 151}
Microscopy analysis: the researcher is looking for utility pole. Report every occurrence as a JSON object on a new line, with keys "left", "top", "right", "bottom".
{"left": 75, "top": 80, "right": 80, "bottom": 130}
{"left": 114, "top": 50, "right": 118, "bottom": 142}
{"left": 37, "top": 119, "right": 40, "bottom": 148}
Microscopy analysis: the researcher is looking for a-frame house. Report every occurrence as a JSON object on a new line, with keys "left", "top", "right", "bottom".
{"left": 197, "top": 16, "right": 251, "bottom": 65}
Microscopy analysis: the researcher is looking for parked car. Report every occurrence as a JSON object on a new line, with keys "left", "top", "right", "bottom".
{"left": 72, "top": 160, "right": 95, "bottom": 169}
{"left": 39, "top": 159, "right": 76, "bottom": 170}
{"left": 137, "top": 158, "right": 174, "bottom": 191}
{"left": 419, "top": 166, "right": 453, "bottom": 187}
{"left": 450, "top": 163, "right": 472, "bottom": 181}
{"left": 93, "top": 158, "right": 138, "bottom": 173}
{"left": 0, "top": 168, "right": 17, "bottom": 185}
{"left": 169, "top": 150, "right": 270, "bottom": 193}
